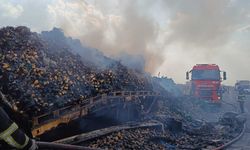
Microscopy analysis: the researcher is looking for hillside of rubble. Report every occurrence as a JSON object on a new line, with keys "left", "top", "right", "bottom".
{"left": 0, "top": 26, "right": 154, "bottom": 117}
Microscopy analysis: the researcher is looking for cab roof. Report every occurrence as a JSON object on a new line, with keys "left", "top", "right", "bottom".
{"left": 192, "top": 64, "right": 220, "bottom": 70}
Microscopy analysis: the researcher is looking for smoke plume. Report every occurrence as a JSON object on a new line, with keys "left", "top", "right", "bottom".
{"left": 46, "top": 0, "right": 164, "bottom": 73}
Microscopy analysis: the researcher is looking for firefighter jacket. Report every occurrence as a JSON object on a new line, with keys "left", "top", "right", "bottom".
{"left": 0, "top": 107, "right": 34, "bottom": 149}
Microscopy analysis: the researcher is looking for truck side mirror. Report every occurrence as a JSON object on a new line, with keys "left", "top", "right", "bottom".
{"left": 223, "top": 72, "right": 227, "bottom": 80}
{"left": 186, "top": 72, "right": 189, "bottom": 80}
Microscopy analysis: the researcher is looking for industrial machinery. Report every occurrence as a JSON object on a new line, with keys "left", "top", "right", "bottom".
{"left": 186, "top": 64, "right": 226, "bottom": 102}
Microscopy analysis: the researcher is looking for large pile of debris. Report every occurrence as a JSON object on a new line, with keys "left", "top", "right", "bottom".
{"left": 83, "top": 127, "right": 165, "bottom": 150}
{"left": 77, "top": 102, "right": 244, "bottom": 150}
{"left": 0, "top": 26, "right": 152, "bottom": 117}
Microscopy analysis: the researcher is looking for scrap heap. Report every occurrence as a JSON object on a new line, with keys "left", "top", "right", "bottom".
{"left": 0, "top": 26, "right": 151, "bottom": 117}
{"left": 79, "top": 97, "right": 244, "bottom": 150}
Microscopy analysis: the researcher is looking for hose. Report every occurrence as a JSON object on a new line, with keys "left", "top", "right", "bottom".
{"left": 213, "top": 123, "right": 246, "bottom": 150}
{"left": 37, "top": 141, "right": 102, "bottom": 150}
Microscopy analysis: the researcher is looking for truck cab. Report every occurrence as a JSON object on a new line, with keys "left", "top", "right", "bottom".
{"left": 235, "top": 80, "right": 250, "bottom": 95}
{"left": 186, "top": 64, "right": 226, "bottom": 102}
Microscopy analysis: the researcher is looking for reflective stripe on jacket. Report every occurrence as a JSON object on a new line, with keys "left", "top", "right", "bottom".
{"left": 0, "top": 122, "right": 29, "bottom": 149}
{"left": 0, "top": 107, "right": 31, "bottom": 149}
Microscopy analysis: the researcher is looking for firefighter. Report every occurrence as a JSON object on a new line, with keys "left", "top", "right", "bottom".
{"left": 238, "top": 94, "right": 245, "bottom": 113}
{"left": 0, "top": 106, "right": 37, "bottom": 150}
{"left": 0, "top": 70, "right": 37, "bottom": 149}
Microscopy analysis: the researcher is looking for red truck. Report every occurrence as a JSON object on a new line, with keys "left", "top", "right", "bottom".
{"left": 186, "top": 64, "right": 226, "bottom": 103}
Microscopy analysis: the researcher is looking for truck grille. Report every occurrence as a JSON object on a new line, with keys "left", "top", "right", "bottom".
{"left": 199, "top": 88, "right": 213, "bottom": 97}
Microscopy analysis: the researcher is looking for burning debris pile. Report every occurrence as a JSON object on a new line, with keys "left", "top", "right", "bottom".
{"left": 76, "top": 100, "right": 244, "bottom": 150}
{"left": 83, "top": 127, "right": 166, "bottom": 150}
{"left": 0, "top": 26, "right": 152, "bottom": 117}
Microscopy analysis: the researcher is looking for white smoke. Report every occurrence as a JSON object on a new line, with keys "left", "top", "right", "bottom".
{"left": 46, "top": 0, "right": 164, "bottom": 73}
{"left": 0, "top": 0, "right": 250, "bottom": 85}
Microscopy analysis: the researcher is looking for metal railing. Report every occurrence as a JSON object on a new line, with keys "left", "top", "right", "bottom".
{"left": 32, "top": 91, "right": 162, "bottom": 137}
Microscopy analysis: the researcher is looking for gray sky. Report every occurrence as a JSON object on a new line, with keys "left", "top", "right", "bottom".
{"left": 0, "top": 0, "right": 250, "bottom": 85}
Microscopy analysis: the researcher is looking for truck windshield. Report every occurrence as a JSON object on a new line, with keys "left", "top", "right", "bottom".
{"left": 192, "top": 70, "right": 220, "bottom": 80}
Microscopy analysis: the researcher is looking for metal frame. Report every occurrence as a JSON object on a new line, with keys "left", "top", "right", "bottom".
{"left": 31, "top": 91, "right": 161, "bottom": 137}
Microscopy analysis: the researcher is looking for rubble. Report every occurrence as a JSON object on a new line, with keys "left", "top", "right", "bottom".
{"left": 74, "top": 121, "right": 235, "bottom": 149}
{"left": 70, "top": 98, "right": 243, "bottom": 150}
{"left": 0, "top": 26, "right": 152, "bottom": 117}
{"left": 82, "top": 127, "right": 165, "bottom": 150}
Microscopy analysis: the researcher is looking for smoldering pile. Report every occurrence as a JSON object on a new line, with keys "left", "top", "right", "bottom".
{"left": 77, "top": 99, "right": 244, "bottom": 150}
{"left": 0, "top": 26, "right": 152, "bottom": 117}
{"left": 82, "top": 127, "right": 215, "bottom": 150}
{"left": 83, "top": 127, "right": 166, "bottom": 150}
